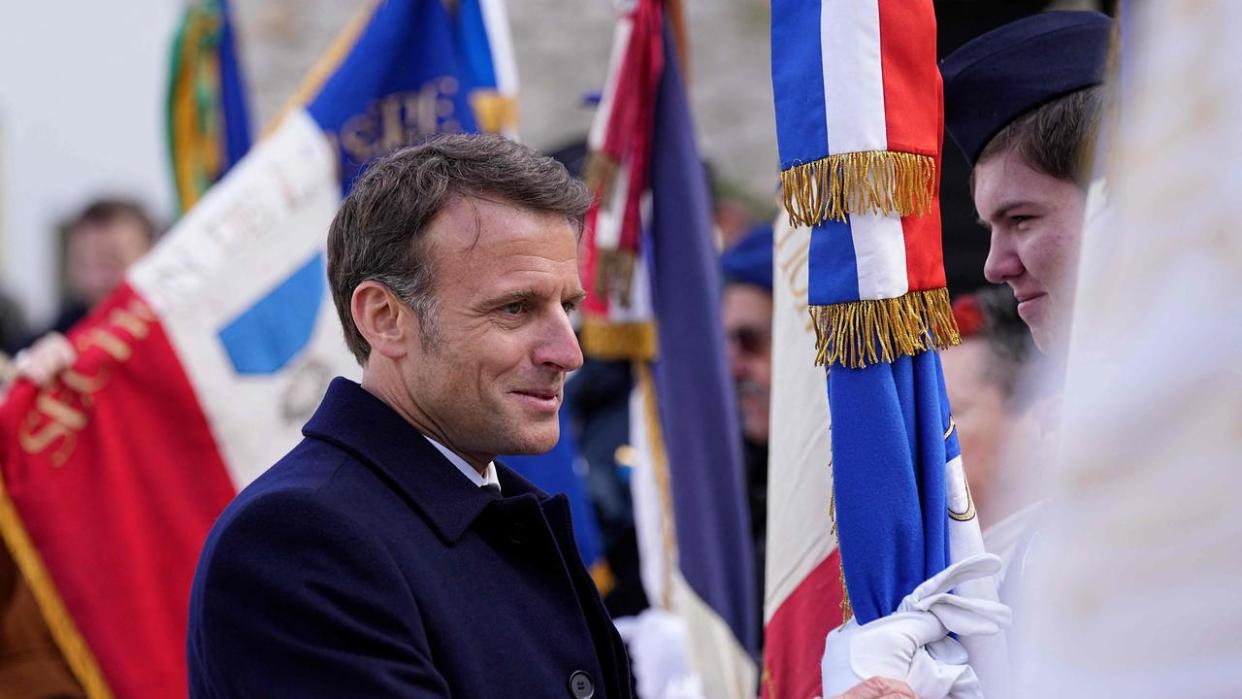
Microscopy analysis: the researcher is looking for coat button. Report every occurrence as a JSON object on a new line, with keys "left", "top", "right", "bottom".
{"left": 507, "top": 522, "right": 529, "bottom": 545}
{"left": 568, "top": 670, "right": 594, "bottom": 698}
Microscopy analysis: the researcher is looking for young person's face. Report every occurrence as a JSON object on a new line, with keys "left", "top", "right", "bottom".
{"left": 974, "top": 149, "right": 1087, "bottom": 354}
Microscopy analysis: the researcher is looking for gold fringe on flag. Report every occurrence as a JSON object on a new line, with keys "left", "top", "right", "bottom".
{"left": 585, "top": 151, "right": 620, "bottom": 202}
{"left": 829, "top": 488, "right": 853, "bottom": 623}
{"left": 811, "top": 287, "right": 960, "bottom": 369}
{"left": 469, "top": 90, "right": 519, "bottom": 134}
{"left": 592, "top": 248, "right": 638, "bottom": 308}
{"left": 780, "top": 150, "right": 937, "bottom": 228}
{"left": 580, "top": 318, "right": 658, "bottom": 361}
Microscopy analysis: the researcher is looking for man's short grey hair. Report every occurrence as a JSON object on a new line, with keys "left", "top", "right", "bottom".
{"left": 326, "top": 134, "right": 592, "bottom": 365}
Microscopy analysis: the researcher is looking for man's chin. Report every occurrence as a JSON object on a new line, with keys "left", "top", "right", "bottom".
{"left": 498, "top": 424, "right": 560, "bottom": 456}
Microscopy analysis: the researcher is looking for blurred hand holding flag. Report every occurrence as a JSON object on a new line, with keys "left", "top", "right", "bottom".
{"left": 0, "top": 2, "right": 526, "bottom": 696}
{"left": 768, "top": 1, "right": 1006, "bottom": 695}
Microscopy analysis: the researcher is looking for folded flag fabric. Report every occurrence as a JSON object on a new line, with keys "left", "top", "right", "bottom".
{"left": 769, "top": 1, "right": 1004, "bottom": 695}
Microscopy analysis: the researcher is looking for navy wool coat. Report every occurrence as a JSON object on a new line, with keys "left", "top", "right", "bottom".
{"left": 188, "top": 378, "right": 632, "bottom": 698}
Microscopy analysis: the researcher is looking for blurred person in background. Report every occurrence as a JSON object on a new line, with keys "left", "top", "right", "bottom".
{"left": 942, "top": 286, "right": 1037, "bottom": 530}
{"left": 719, "top": 224, "right": 774, "bottom": 645}
{"left": 21, "top": 198, "right": 157, "bottom": 348}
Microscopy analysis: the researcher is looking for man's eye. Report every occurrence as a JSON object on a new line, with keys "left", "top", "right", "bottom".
{"left": 1012, "top": 215, "right": 1035, "bottom": 228}
{"left": 562, "top": 300, "right": 579, "bottom": 313}
{"left": 502, "top": 302, "right": 526, "bottom": 315}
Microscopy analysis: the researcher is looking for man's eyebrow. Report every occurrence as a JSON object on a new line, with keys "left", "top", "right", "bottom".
{"left": 481, "top": 289, "right": 538, "bottom": 307}
{"left": 978, "top": 201, "right": 1033, "bottom": 226}
{"left": 564, "top": 289, "right": 588, "bottom": 305}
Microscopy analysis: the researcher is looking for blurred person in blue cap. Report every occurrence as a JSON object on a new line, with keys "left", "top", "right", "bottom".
{"left": 818, "top": 11, "right": 1113, "bottom": 699}
{"left": 719, "top": 223, "right": 775, "bottom": 645}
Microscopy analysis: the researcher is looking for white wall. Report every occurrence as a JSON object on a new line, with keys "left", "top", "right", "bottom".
{"left": 0, "top": 1, "right": 181, "bottom": 326}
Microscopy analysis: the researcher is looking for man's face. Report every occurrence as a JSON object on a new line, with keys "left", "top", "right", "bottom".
{"left": 722, "top": 284, "right": 773, "bottom": 443}
{"left": 973, "top": 149, "right": 1086, "bottom": 353}
{"left": 399, "top": 196, "right": 584, "bottom": 464}
{"left": 66, "top": 217, "right": 152, "bottom": 306}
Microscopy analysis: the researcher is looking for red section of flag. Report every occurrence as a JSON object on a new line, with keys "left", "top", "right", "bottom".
{"left": 900, "top": 198, "right": 948, "bottom": 292}
{"left": 761, "top": 550, "right": 846, "bottom": 699}
{"left": 0, "top": 283, "right": 237, "bottom": 698}
{"left": 877, "top": 0, "right": 945, "bottom": 293}
{"left": 877, "top": 0, "right": 941, "bottom": 158}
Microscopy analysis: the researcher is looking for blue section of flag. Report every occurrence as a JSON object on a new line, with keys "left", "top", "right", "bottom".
{"left": 217, "top": 0, "right": 252, "bottom": 171}
{"left": 648, "top": 23, "right": 758, "bottom": 658}
{"left": 502, "top": 403, "right": 604, "bottom": 568}
{"left": 452, "top": 0, "right": 499, "bottom": 90}
{"left": 218, "top": 253, "right": 325, "bottom": 375}
{"left": 829, "top": 348, "right": 952, "bottom": 623}
{"left": 809, "top": 217, "right": 860, "bottom": 305}
{"left": 771, "top": 0, "right": 828, "bottom": 170}
{"left": 306, "top": 0, "right": 479, "bottom": 194}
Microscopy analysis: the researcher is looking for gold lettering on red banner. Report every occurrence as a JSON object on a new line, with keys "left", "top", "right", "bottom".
{"left": 17, "top": 298, "right": 157, "bottom": 466}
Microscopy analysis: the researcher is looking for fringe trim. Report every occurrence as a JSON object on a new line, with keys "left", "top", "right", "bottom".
{"left": 469, "top": 90, "right": 519, "bottom": 134}
{"left": 811, "top": 288, "right": 960, "bottom": 369}
{"left": 0, "top": 476, "right": 114, "bottom": 698}
{"left": 580, "top": 319, "right": 658, "bottom": 361}
{"left": 780, "top": 151, "right": 936, "bottom": 228}
{"left": 829, "top": 489, "right": 853, "bottom": 623}
{"left": 585, "top": 151, "right": 620, "bottom": 203}
{"left": 591, "top": 248, "right": 638, "bottom": 307}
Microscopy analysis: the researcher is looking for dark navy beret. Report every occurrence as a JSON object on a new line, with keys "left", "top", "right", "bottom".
{"left": 941, "top": 11, "right": 1112, "bottom": 166}
{"left": 720, "top": 225, "right": 774, "bottom": 292}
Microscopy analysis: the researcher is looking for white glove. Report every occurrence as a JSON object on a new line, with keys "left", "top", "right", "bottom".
{"left": 12, "top": 332, "right": 77, "bottom": 386}
{"left": 821, "top": 554, "right": 1011, "bottom": 699}
{"left": 614, "top": 608, "right": 706, "bottom": 699}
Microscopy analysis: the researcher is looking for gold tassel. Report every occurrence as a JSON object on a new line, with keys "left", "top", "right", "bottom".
{"left": 580, "top": 318, "right": 658, "bottom": 361}
{"left": 810, "top": 288, "right": 960, "bottom": 369}
{"left": 592, "top": 248, "right": 637, "bottom": 308}
{"left": 829, "top": 488, "right": 853, "bottom": 623}
{"left": 780, "top": 151, "right": 937, "bottom": 228}
{"left": 469, "top": 90, "right": 519, "bottom": 134}
{"left": 585, "top": 151, "right": 620, "bottom": 202}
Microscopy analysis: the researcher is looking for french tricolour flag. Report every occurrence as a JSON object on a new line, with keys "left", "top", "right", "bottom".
{"left": 768, "top": 1, "right": 1006, "bottom": 695}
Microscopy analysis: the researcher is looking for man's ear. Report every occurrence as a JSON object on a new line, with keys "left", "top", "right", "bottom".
{"left": 351, "top": 281, "right": 411, "bottom": 359}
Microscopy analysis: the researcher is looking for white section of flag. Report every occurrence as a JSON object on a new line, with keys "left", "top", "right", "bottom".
{"left": 849, "top": 210, "right": 909, "bottom": 301}
{"left": 479, "top": 0, "right": 519, "bottom": 97}
{"left": 588, "top": 16, "right": 633, "bottom": 152}
{"left": 628, "top": 373, "right": 758, "bottom": 699}
{"left": 128, "top": 111, "right": 360, "bottom": 488}
{"left": 820, "top": 0, "right": 887, "bottom": 153}
{"left": 765, "top": 212, "right": 836, "bottom": 621}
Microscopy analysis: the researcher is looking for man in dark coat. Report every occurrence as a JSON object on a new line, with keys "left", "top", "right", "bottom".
{"left": 187, "top": 134, "right": 632, "bottom": 698}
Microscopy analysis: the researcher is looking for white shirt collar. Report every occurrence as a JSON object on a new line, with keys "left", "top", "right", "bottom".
{"left": 423, "top": 435, "right": 501, "bottom": 493}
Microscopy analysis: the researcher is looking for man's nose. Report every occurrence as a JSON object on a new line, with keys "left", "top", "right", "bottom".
{"left": 983, "top": 230, "right": 1022, "bottom": 284}
{"left": 534, "top": 308, "right": 584, "bottom": 372}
